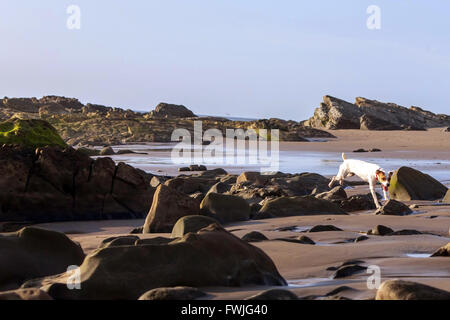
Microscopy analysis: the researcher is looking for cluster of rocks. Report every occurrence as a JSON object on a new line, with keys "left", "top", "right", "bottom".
{"left": 303, "top": 95, "right": 450, "bottom": 130}
{"left": 1, "top": 95, "right": 334, "bottom": 146}
{"left": 0, "top": 223, "right": 286, "bottom": 300}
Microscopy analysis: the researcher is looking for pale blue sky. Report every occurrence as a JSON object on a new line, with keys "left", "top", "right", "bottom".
{"left": 1, "top": 1, "right": 449, "bottom": 120}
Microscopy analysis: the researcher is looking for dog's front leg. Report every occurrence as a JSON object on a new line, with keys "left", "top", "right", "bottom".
{"left": 382, "top": 188, "right": 389, "bottom": 202}
{"left": 328, "top": 176, "right": 336, "bottom": 188}
{"left": 369, "top": 182, "right": 381, "bottom": 208}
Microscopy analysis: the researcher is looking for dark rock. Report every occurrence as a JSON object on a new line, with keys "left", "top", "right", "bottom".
{"left": 99, "top": 236, "right": 140, "bottom": 248}
{"left": 200, "top": 193, "right": 250, "bottom": 224}
{"left": 241, "top": 231, "right": 268, "bottom": 242}
{"left": 165, "top": 176, "right": 216, "bottom": 194}
{"left": 143, "top": 184, "right": 200, "bottom": 233}
{"left": 246, "top": 289, "right": 298, "bottom": 300}
{"left": 0, "top": 288, "right": 52, "bottom": 300}
{"left": 26, "top": 225, "right": 286, "bottom": 300}
{"left": 170, "top": 215, "right": 220, "bottom": 238}
{"left": 0, "top": 227, "right": 84, "bottom": 289}
{"left": 339, "top": 194, "right": 376, "bottom": 212}
{"left": 388, "top": 167, "right": 448, "bottom": 201}
{"left": 236, "top": 172, "right": 269, "bottom": 186}
{"left": 207, "top": 181, "right": 232, "bottom": 195}
{"left": 308, "top": 225, "right": 343, "bottom": 233}
{"left": 148, "top": 103, "right": 196, "bottom": 119}
{"left": 354, "top": 235, "right": 369, "bottom": 242}
{"left": 296, "top": 235, "right": 315, "bottom": 245}
{"left": 376, "top": 280, "right": 450, "bottom": 300}
{"left": 360, "top": 114, "right": 402, "bottom": 130}
{"left": 431, "top": 243, "right": 450, "bottom": 257}
{"left": 259, "top": 195, "right": 346, "bottom": 218}
{"left": 99, "top": 146, "right": 115, "bottom": 156}
{"left": 353, "top": 148, "right": 368, "bottom": 153}
{"left": 387, "top": 229, "right": 423, "bottom": 236}
{"left": 150, "top": 175, "right": 170, "bottom": 188}
{"left": 129, "top": 227, "right": 143, "bottom": 234}
{"left": 375, "top": 200, "right": 413, "bottom": 216}
{"left": 178, "top": 167, "right": 190, "bottom": 172}
{"left": 368, "top": 225, "right": 394, "bottom": 236}
{"left": 134, "top": 237, "right": 172, "bottom": 246}
{"left": 138, "top": 286, "right": 206, "bottom": 300}
{"left": 333, "top": 264, "right": 367, "bottom": 279}
{"left": 327, "top": 260, "right": 365, "bottom": 271}
{"left": 315, "top": 186, "right": 347, "bottom": 201}
{"left": 370, "top": 148, "right": 382, "bottom": 152}
{"left": 0, "top": 145, "right": 154, "bottom": 223}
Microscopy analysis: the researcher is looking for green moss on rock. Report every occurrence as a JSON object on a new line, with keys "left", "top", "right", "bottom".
{"left": 0, "top": 119, "right": 67, "bottom": 148}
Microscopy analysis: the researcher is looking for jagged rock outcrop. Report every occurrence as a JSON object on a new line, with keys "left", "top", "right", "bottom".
{"left": 304, "top": 95, "right": 450, "bottom": 130}
{"left": 0, "top": 145, "right": 154, "bottom": 222}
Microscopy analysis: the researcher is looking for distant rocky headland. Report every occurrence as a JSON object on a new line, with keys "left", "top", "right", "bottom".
{"left": 0, "top": 96, "right": 333, "bottom": 146}
{"left": 1, "top": 95, "right": 448, "bottom": 147}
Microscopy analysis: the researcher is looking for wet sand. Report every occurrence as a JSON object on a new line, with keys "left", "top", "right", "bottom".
{"left": 35, "top": 129, "right": 450, "bottom": 299}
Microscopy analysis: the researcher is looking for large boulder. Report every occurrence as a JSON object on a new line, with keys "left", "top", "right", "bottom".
{"left": 0, "top": 227, "right": 85, "bottom": 289}
{"left": 148, "top": 103, "right": 196, "bottom": 119}
{"left": 0, "top": 119, "right": 67, "bottom": 148}
{"left": 143, "top": 184, "right": 200, "bottom": 233}
{"left": 257, "top": 195, "right": 346, "bottom": 218}
{"left": 0, "top": 145, "right": 154, "bottom": 222}
{"left": 376, "top": 280, "right": 450, "bottom": 300}
{"left": 200, "top": 193, "right": 251, "bottom": 223}
{"left": 170, "top": 215, "right": 220, "bottom": 238}
{"left": 24, "top": 225, "right": 286, "bottom": 300}
{"left": 388, "top": 167, "right": 448, "bottom": 201}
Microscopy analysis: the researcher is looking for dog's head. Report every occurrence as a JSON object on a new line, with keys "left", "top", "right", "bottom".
{"left": 376, "top": 169, "right": 393, "bottom": 191}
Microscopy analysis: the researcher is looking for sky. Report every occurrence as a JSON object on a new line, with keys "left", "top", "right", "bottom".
{"left": 0, "top": 1, "right": 449, "bottom": 121}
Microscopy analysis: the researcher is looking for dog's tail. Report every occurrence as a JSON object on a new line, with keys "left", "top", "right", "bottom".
{"left": 342, "top": 153, "right": 347, "bottom": 161}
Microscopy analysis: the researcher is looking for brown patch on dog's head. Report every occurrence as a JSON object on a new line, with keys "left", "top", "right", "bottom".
{"left": 376, "top": 169, "right": 391, "bottom": 191}
{"left": 387, "top": 171, "right": 394, "bottom": 182}
{"left": 376, "top": 170, "right": 387, "bottom": 182}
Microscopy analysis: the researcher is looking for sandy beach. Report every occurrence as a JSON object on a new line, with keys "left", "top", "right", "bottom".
{"left": 31, "top": 129, "right": 450, "bottom": 300}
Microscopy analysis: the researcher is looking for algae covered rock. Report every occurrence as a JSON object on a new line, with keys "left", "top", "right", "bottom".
{"left": 388, "top": 167, "right": 447, "bottom": 201}
{"left": 0, "top": 119, "right": 66, "bottom": 148}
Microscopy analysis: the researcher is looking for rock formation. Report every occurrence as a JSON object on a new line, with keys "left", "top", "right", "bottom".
{"left": 304, "top": 95, "right": 450, "bottom": 130}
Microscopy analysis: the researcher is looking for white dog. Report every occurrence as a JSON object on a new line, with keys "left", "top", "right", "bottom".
{"left": 328, "top": 153, "right": 393, "bottom": 208}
